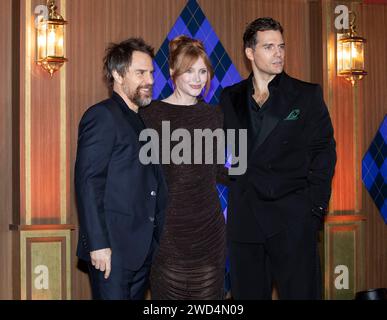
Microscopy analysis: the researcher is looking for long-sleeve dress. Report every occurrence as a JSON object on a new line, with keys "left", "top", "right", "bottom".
{"left": 140, "top": 100, "right": 226, "bottom": 300}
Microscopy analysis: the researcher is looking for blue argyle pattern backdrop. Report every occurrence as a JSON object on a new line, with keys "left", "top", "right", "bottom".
{"left": 362, "top": 115, "right": 387, "bottom": 224}
{"left": 152, "top": 0, "right": 242, "bottom": 292}
{"left": 153, "top": 0, "right": 242, "bottom": 106}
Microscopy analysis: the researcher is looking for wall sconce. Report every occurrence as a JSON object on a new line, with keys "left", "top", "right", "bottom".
{"left": 36, "top": 0, "right": 67, "bottom": 76}
{"left": 337, "top": 11, "right": 367, "bottom": 86}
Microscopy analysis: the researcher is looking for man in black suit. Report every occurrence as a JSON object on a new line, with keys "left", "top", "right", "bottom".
{"left": 75, "top": 38, "right": 167, "bottom": 300}
{"left": 220, "top": 18, "right": 336, "bottom": 299}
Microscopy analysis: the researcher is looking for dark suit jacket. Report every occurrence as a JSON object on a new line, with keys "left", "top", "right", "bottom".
{"left": 220, "top": 72, "right": 336, "bottom": 242}
{"left": 75, "top": 92, "right": 168, "bottom": 270}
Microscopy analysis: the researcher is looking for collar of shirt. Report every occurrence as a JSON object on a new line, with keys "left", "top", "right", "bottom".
{"left": 247, "top": 72, "right": 283, "bottom": 112}
{"left": 248, "top": 72, "right": 283, "bottom": 96}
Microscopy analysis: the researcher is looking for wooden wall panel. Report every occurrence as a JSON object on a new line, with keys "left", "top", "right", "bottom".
{"left": 309, "top": 0, "right": 323, "bottom": 86}
{"left": 321, "top": 0, "right": 387, "bottom": 293}
{"left": 30, "top": 56, "right": 61, "bottom": 224}
{"left": 6, "top": 0, "right": 72, "bottom": 299}
{"left": 0, "top": 0, "right": 14, "bottom": 300}
{"left": 330, "top": 77, "right": 356, "bottom": 212}
{"left": 199, "top": 0, "right": 312, "bottom": 81}
{"left": 360, "top": 3, "right": 387, "bottom": 290}
{"left": 16, "top": 0, "right": 69, "bottom": 228}
{"left": 322, "top": 0, "right": 357, "bottom": 213}
{"left": 28, "top": 0, "right": 62, "bottom": 224}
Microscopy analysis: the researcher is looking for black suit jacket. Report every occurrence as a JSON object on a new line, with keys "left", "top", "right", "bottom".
{"left": 220, "top": 72, "right": 336, "bottom": 242}
{"left": 75, "top": 92, "right": 168, "bottom": 270}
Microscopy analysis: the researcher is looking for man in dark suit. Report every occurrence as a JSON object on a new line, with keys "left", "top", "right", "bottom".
{"left": 220, "top": 18, "right": 336, "bottom": 299}
{"left": 75, "top": 38, "right": 167, "bottom": 300}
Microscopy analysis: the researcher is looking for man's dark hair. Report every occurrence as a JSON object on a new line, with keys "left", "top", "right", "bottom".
{"left": 103, "top": 37, "right": 154, "bottom": 89}
{"left": 243, "top": 17, "right": 283, "bottom": 49}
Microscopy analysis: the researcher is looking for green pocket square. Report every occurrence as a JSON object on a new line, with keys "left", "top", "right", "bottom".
{"left": 284, "top": 109, "right": 300, "bottom": 120}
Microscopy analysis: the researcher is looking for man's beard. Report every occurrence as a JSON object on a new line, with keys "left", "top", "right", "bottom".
{"left": 128, "top": 85, "right": 153, "bottom": 108}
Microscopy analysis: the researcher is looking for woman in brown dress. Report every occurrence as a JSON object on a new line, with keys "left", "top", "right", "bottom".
{"left": 140, "top": 35, "right": 226, "bottom": 299}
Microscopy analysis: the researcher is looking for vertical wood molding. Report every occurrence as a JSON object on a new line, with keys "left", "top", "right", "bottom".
{"left": 60, "top": 0, "right": 67, "bottom": 224}
{"left": 349, "top": 2, "right": 362, "bottom": 214}
{"left": 353, "top": 82, "right": 361, "bottom": 212}
{"left": 21, "top": 0, "right": 63, "bottom": 223}
{"left": 321, "top": 0, "right": 367, "bottom": 299}
{"left": 322, "top": 0, "right": 336, "bottom": 210}
{"left": 0, "top": 0, "right": 15, "bottom": 300}
{"left": 25, "top": 0, "right": 32, "bottom": 225}
{"left": 322, "top": 0, "right": 361, "bottom": 213}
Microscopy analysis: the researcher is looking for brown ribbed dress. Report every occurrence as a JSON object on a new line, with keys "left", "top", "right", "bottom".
{"left": 140, "top": 100, "right": 226, "bottom": 300}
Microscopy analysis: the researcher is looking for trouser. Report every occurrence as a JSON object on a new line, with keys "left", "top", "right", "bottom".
{"left": 229, "top": 218, "right": 322, "bottom": 300}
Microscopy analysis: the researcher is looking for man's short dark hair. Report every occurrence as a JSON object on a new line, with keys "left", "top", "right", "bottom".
{"left": 243, "top": 17, "right": 283, "bottom": 49}
{"left": 103, "top": 37, "right": 154, "bottom": 89}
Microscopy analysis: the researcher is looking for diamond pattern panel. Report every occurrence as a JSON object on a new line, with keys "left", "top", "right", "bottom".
{"left": 362, "top": 115, "right": 387, "bottom": 224}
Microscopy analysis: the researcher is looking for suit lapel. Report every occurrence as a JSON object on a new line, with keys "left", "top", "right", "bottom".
{"left": 111, "top": 93, "right": 167, "bottom": 188}
{"left": 249, "top": 73, "right": 299, "bottom": 158}
{"left": 231, "top": 78, "right": 250, "bottom": 130}
{"left": 111, "top": 92, "right": 147, "bottom": 148}
{"left": 229, "top": 74, "right": 257, "bottom": 153}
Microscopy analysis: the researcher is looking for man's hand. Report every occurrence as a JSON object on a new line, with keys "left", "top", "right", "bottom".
{"left": 90, "top": 248, "right": 112, "bottom": 279}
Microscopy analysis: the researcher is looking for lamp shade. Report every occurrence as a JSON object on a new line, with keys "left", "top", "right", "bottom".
{"left": 36, "top": 0, "right": 67, "bottom": 76}
{"left": 337, "top": 34, "right": 367, "bottom": 85}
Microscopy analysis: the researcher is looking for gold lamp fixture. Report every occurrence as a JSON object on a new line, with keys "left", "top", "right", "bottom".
{"left": 337, "top": 11, "right": 367, "bottom": 86}
{"left": 36, "top": 0, "right": 67, "bottom": 76}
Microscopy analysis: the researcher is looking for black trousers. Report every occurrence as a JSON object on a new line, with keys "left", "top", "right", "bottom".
{"left": 88, "top": 238, "right": 156, "bottom": 300}
{"left": 229, "top": 217, "right": 322, "bottom": 300}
